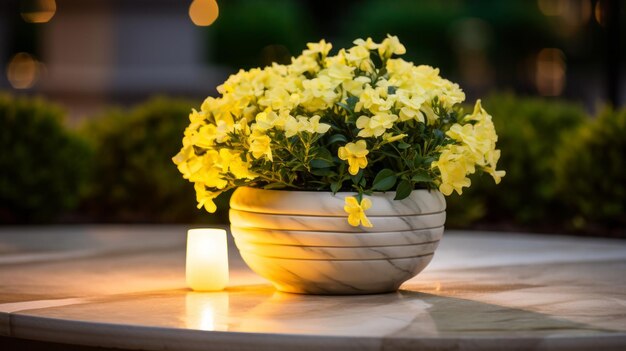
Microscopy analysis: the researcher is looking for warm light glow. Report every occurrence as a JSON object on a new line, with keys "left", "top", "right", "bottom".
{"left": 189, "top": 0, "right": 219, "bottom": 27}
{"left": 7, "top": 52, "right": 41, "bottom": 89}
{"left": 537, "top": 0, "right": 566, "bottom": 16}
{"left": 185, "top": 292, "right": 229, "bottom": 331}
{"left": 20, "top": 0, "right": 56, "bottom": 23}
{"left": 595, "top": 0, "right": 605, "bottom": 26}
{"left": 535, "top": 48, "right": 566, "bottom": 96}
{"left": 186, "top": 229, "right": 229, "bottom": 291}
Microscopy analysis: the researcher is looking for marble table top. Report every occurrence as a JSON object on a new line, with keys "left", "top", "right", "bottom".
{"left": 0, "top": 225, "right": 625, "bottom": 350}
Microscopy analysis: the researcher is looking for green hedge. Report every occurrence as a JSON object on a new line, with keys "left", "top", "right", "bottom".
{"left": 0, "top": 93, "right": 92, "bottom": 223}
{"left": 81, "top": 97, "right": 229, "bottom": 223}
{"left": 446, "top": 93, "right": 588, "bottom": 228}
{"left": 554, "top": 108, "right": 626, "bottom": 234}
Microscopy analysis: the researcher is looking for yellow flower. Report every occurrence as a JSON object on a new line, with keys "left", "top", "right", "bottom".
{"left": 378, "top": 35, "right": 406, "bottom": 59}
{"left": 354, "top": 86, "right": 393, "bottom": 113}
{"left": 301, "top": 76, "right": 338, "bottom": 111}
{"left": 322, "top": 60, "right": 355, "bottom": 83}
{"left": 446, "top": 124, "right": 485, "bottom": 157}
{"left": 356, "top": 113, "right": 398, "bottom": 138}
{"left": 254, "top": 110, "right": 282, "bottom": 131}
{"left": 248, "top": 130, "right": 273, "bottom": 161}
{"left": 194, "top": 183, "right": 219, "bottom": 213}
{"left": 185, "top": 151, "right": 228, "bottom": 189}
{"left": 191, "top": 124, "right": 217, "bottom": 148}
{"left": 397, "top": 93, "right": 426, "bottom": 122}
{"left": 353, "top": 37, "right": 379, "bottom": 50}
{"left": 338, "top": 140, "right": 369, "bottom": 175}
{"left": 303, "top": 39, "right": 333, "bottom": 57}
{"left": 289, "top": 55, "right": 319, "bottom": 75}
{"left": 483, "top": 149, "right": 506, "bottom": 184}
{"left": 305, "top": 115, "right": 331, "bottom": 134}
{"left": 218, "top": 149, "right": 256, "bottom": 180}
{"left": 346, "top": 45, "right": 373, "bottom": 72}
{"left": 344, "top": 196, "right": 373, "bottom": 227}
{"left": 382, "top": 133, "right": 407, "bottom": 143}
{"left": 431, "top": 146, "right": 473, "bottom": 196}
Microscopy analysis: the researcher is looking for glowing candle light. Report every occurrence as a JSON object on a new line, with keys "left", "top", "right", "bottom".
{"left": 186, "top": 229, "right": 229, "bottom": 291}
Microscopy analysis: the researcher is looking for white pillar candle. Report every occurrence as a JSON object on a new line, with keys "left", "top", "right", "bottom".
{"left": 186, "top": 228, "right": 229, "bottom": 291}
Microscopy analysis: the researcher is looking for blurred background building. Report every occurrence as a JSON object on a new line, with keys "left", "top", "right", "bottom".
{"left": 0, "top": 0, "right": 624, "bottom": 120}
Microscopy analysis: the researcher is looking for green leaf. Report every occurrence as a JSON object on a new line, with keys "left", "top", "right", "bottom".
{"left": 330, "top": 181, "right": 341, "bottom": 193}
{"left": 411, "top": 172, "right": 433, "bottom": 183}
{"left": 398, "top": 142, "right": 411, "bottom": 149}
{"left": 310, "top": 158, "right": 334, "bottom": 169}
{"left": 372, "top": 169, "right": 397, "bottom": 191}
{"left": 311, "top": 168, "right": 334, "bottom": 176}
{"left": 327, "top": 134, "right": 348, "bottom": 145}
{"left": 394, "top": 180, "right": 413, "bottom": 200}
{"left": 351, "top": 171, "right": 363, "bottom": 185}
{"left": 315, "top": 147, "right": 334, "bottom": 161}
{"left": 346, "top": 95, "right": 358, "bottom": 110}
{"left": 263, "top": 182, "right": 287, "bottom": 190}
{"left": 413, "top": 154, "right": 424, "bottom": 167}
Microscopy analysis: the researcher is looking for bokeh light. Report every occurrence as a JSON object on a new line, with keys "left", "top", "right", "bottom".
{"left": 6, "top": 52, "right": 41, "bottom": 89}
{"left": 536, "top": 48, "right": 566, "bottom": 96}
{"left": 595, "top": 0, "right": 605, "bottom": 26}
{"left": 20, "top": 0, "right": 57, "bottom": 24}
{"left": 189, "top": 0, "right": 219, "bottom": 27}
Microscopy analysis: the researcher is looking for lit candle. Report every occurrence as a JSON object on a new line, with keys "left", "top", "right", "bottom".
{"left": 186, "top": 229, "right": 229, "bottom": 291}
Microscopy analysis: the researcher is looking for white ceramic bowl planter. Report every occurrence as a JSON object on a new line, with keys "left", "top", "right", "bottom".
{"left": 230, "top": 187, "right": 446, "bottom": 295}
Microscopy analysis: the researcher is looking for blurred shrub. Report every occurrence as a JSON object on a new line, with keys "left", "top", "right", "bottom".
{"left": 446, "top": 93, "right": 587, "bottom": 228}
{"left": 554, "top": 108, "right": 626, "bottom": 234}
{"left": 208, "top": 0, "right": 314, "bottom": 69}
{"left": 0, "top": 93, "right": 92, "bottom": 223}
{"left": 82, "top": 97, "right": 229, "bottom": 223}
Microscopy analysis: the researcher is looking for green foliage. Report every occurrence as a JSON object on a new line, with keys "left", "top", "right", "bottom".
{"left": 208, "top": 0, "right": 314, "bottom": 69}
{"left": 446, "top": 93, "right": 587, "bottom": 227}
{"left": 238, "top": 101, "right": 454, "bottom": 196}
{"left": 554, "top": 108, "right": 626, "bottom": 233}
{"left": 0, "top": 93, "right": 92, "bottom": 223}
{"left": 339, "top": 0, "right": 554, "bottom": 77}
{"left": 82, "top": 97, "right": 229, "bottom": 223}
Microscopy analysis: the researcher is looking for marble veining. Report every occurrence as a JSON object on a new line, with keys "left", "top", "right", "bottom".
{"left": 234, "top": 240, "right": 440, "bottom": 260}
{"left": 230, "top": 187, "right": 446, "bottom": 216}
{"left": 230, "top": 226, "right": 444, "bottom": 246}
{"left": 229, "top": 209, "right": 446, "bottom": 232}
{"left": 1, "top": 226, "right": 625, "bottom": 350}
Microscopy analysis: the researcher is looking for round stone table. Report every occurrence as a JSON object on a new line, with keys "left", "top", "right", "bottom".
{"left": 0, "top": 226, "right": 625, "bottom": 350}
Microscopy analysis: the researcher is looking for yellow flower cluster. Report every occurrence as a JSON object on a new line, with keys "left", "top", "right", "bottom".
{"left": 431, "top": 101, "right": 506, "bottom": 196}
{"left": 173, "top": 35, "right": 504, "bottom": 227}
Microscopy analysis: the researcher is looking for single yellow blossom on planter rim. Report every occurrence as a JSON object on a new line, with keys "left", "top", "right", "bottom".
{"left": 338, "top": 140, "right": 369, "bottom": 175}
{"left": 344, "top": 196, "right": 373, "bottom": 227}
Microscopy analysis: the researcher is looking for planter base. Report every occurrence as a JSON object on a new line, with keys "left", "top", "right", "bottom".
{"left": 230, "top": 187, "right": 445, "bottom": 295}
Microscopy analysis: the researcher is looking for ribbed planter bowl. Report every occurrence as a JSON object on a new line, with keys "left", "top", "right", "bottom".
{"left": 230, "top": 187, "right": 446, "bottom": 295}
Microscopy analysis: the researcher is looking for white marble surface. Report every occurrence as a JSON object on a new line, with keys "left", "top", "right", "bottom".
{"left": 230, "top": 187, "right": 446, "bottom": 216}
{"left": 1, "top": 226, "right": 626, "bottom": 350}
{"left": 229, "top": 209, "right": 446, "bottom": 232}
